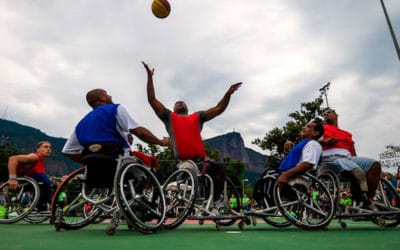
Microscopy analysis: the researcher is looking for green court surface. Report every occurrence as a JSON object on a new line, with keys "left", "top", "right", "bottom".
{"left": 1, "top": 220, "right": 399, "bottom": 250}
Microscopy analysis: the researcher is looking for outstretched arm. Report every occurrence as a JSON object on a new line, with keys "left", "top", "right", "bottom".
{"left": 142, "top": 61, "right": 166, "bottom": 120}
{"left": 204, "top": 82, "right": 242, "bottom": 121}
{"left": 130, "top": 127, "right": 170, "bottom": 147}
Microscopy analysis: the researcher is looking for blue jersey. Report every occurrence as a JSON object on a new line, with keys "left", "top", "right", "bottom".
{"left": 75, "top": 104, "right": 129, "bottom": 148}
{"left": 278, "top": 139, "right": 311, "bottom": 172}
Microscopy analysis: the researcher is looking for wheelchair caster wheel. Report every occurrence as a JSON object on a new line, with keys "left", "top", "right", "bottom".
{"left": 238, "top": 221, "right": 244, "bottom": 230}
{"left": 339, "top": 221, "right": 346, "bottom": 229}
{"left": 252, "top": 217, "right": 257, "bottom": 226}
{"left": 244, "top": 217, "right": 251, "bottom": 225}
{"left": 106, "top": 226, "right": 116, "bottom": 236}
{"left": 55, "top": 223, "right": 62, "bottom": 232}
{"left": 216, "top": 223, "right": 222, "bottom": 231}
{"left": 375, "top": 217, "right": 386, "bottom": 227}
{"left": 199, "top": 220, "right": 204, "bottom": 225}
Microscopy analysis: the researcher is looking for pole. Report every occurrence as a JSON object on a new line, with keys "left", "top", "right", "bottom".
{"left": 380, "top": 0, "right": 400, "bottom": 62}
{"left": 319, "top": 82, "right": 331, "bottom": 108}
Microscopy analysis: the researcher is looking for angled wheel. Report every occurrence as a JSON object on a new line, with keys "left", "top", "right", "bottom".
{"left": 274, "top": 173, "right": 334, "bottom": 230}
{"left": 257, "top": 174, "right": 291, "bottom": 228}
{"left": 317, "top": 170, "right": 340, "bottom": 211}
{"left": 0, "top": 176, "right": 40, "bottom": 224}
{"left": 371, "top": 177, "right": 400, "bottom": 227}
{"left": 162, "top": 168, "right": 198, "bottom": 230}
{"left": 114, "top": 157, "right": 166, "bottom": 234}
{"left": 50, "top": 167, "right": 102, "bottom": 230}
{"left": 213, "top": 176, "right": 242, "bottom": 226}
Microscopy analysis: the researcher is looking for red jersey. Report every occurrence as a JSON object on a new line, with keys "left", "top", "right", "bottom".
{"left": 323, "top": 124, "right": 356, "bottom": 156}
{"left": 17, "top": 153, "right": 46, "bottom": 175}
{"left": 171, "top": 112, "right": 206, "bottom": 160}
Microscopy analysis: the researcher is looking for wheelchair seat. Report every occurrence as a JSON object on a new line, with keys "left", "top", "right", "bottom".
{"left": 83, "top": 153, "right": 117, "bottom": 189}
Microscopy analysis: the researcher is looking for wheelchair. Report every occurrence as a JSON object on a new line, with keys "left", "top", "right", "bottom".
{"left": 317, "top": 163, "right": 400, "bottom": 228}
{"left": 50, "top": 152, "right": 166, "bottom": 235}
{"left": 0, "top": 175, "right": 52, "bottom": 224}
{"left": 247, "top": 167, "right": 335, "bottom": 230}
{"left": 162, "top": 159, "right": 245, "bottom": 230}
{"left": 246, "top": 168, "right": 291, "bottom": 228}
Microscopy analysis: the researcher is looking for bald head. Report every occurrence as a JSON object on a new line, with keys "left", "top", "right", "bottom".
{"left": 86, "top": 89, "right": 112, "bottom": 108}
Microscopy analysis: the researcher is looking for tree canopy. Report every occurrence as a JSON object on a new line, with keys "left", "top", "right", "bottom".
{"left": 252, "top": 97, "right": 324, "bottom": 169}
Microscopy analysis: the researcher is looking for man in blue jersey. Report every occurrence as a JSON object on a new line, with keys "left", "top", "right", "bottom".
{"left": 276, "top": 119, "right": 324, "bottom": 186}
{"left": 62, "top": 88, "right": 168, "bottom": 162}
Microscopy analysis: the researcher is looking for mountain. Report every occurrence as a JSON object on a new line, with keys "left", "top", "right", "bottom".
{"left": 204, "top": 132, "right": 267, "bottom": 184}
{"left": 0, "top": 119, "right": 267, "bottom": 183}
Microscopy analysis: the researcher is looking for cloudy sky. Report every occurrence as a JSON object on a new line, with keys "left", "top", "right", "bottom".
{"left": 0, "top": 0, "right": 399, "bottom": 161}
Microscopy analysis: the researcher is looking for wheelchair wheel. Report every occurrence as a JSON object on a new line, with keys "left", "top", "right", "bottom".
{"left": 274, "top": 173, "right": 334, "bottom": 230}
{"left": 258, "top": 176, "right": 291, "bottom": 228}
{"left": 317, "top": 171, "right": 340, "bottom": 210}
{"left": 162, "top": 168, "right": 198, "bottom": 230}
{"left": 371, "top": 177, "right": 400, "bottom": 227}
{"left": 0, "top": 176, "right": 40, "bottom": 224}
{"left": 114, "top": 157, "right": 166, "bottom": 234}
{"left": 213, "top": 176, "right": 242, "bottom": 226}
{"left": 50, "top": 167, "right": 102, "bottom": 230}
{"left": 23, "top": 211, "right": 50, "bottom": 224}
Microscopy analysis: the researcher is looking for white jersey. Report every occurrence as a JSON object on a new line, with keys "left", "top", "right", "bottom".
{"left": 299, "top": 140, "right": 322, "bottom": 170}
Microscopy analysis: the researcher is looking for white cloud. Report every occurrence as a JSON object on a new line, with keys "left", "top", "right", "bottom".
{"left": 0, "top": 0, "right": 399, "bottom": 161}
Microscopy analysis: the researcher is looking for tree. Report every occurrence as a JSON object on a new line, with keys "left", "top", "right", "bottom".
{"left": 0, "top": 137, "right": 23, "bottom": 182}
{"left": 252, "top": 97, "right": 324, "bottom": 169}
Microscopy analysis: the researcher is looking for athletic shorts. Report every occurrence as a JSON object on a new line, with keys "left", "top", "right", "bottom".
{"left": 321, "top": 155, "right": 377, "bottom": 172}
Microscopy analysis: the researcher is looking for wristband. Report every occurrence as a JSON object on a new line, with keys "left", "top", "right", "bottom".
{"left": 9, "top": 174, "right": 17, "bottom": 180}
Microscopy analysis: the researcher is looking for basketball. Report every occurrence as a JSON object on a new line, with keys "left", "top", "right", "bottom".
{"left": 151, "top": 0, "right": 171, "bottom": 19}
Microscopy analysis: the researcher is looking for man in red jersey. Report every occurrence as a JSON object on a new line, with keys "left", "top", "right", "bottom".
{"left": 8, "top": 141, "right": 53, "bottom": 210}
{"left": 319, "top": 108, "right": 381, "bottom": 209}
{"left": 142, "top": 61, "right": 242, "bottom": 201}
